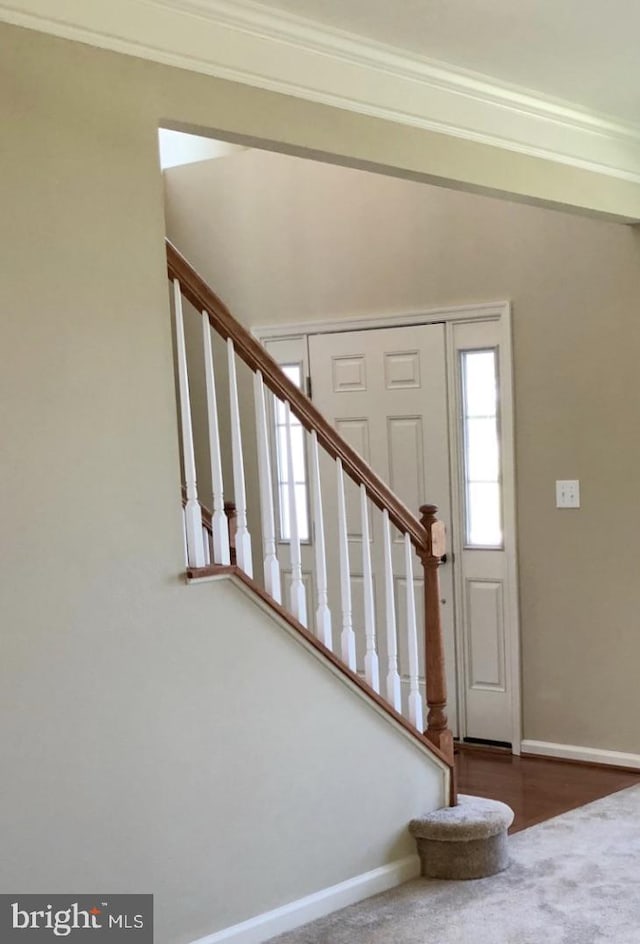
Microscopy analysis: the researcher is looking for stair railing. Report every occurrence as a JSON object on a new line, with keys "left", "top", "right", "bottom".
{"left": 167, "top": 239, "right": 455, "bottom": 775}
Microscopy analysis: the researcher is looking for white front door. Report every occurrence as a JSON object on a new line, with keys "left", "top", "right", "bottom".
{"left": 308, "top": 324, "right": 458, "bottom": 737}
{"left": 262, "top": 312, "right": 520, "bottom": 749}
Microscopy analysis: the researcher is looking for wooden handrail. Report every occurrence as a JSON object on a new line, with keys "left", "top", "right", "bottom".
{"left": 166, "top": 239, "right": 428, "bottom": 552}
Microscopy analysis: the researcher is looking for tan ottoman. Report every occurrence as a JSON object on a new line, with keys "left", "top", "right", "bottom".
{"left": 409, "top": 794, "right": 514, "bottom": 880}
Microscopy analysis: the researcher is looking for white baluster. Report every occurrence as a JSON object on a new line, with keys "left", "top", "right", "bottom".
{"left": 227, "top": 338, "right": 253, "bottom": 577}
{"left": 284, "top": 402, "right": 307, "bottom": 625}
{"left": 383, "top": 509, "right": 402, "bottom": 711}
{"left": 181, "top": 515, "right": 188, "bottom": 568}
{"left": 202, "top": 525, "right": 211, "bottom": 566}
{"left": 173, "top": 279, "right": 205, "bottom": 568}
{"left": 360, "top": 485, "right": 380, "bottom": 692}
{"left": 404, "top": 533, "right": 423, "bottom": 730}
{"left": 310, "top": 430, "right": 332, "bottom": 648}
{"left": 337, "top": 459, "right": 357, "bottom": 670}
{"left": 254, "top": 372, "right": 281, "bottom": 602}
{"left": 202, "top": 313, "right": 230, "bottom": 565}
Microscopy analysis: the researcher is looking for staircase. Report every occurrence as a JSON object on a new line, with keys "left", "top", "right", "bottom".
{"left": 167, "top": 238, "right": 456, "bottom": 805}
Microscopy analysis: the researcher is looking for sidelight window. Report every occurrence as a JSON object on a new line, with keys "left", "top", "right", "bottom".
{"left": 460, "top": 349, "right": 503, "bottom": 548}
{"left": 273, "top": 364, "right": 310, "bottom": 542}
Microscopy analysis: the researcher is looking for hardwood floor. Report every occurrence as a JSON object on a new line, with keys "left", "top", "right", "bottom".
{"left": 455, "top": 746, "right": 640, "bottom": 833}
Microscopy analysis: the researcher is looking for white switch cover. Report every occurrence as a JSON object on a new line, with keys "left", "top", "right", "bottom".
{"left": 556, "top": 480, "right": 580, "bottom": 508}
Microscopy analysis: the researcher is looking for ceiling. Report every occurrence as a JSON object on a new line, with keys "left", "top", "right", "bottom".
{"left": 252, "top": 0, "right": 640, "bottom": 124}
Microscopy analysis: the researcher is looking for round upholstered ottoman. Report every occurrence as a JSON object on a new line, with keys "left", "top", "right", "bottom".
{"left": 409, "top": 794, "right": 514, "bottom": 880}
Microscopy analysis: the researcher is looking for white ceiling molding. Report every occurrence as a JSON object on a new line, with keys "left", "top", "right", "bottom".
{"left": 4, "top": 0, "right": 640, "bottom": 183}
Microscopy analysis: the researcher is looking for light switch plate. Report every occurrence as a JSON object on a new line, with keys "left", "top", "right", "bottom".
{"left": 556, "top": 480, "right": 580, "bottom": 508}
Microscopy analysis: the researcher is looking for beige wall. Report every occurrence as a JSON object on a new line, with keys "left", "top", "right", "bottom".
{"left": 163, "top": 149, "right": 640, "bottom": 754}
{"left": 3, "top": 17, "right": 640, "bottom": 942}
{"left": 0, "top": 22, "right": 456, "bottom": 944}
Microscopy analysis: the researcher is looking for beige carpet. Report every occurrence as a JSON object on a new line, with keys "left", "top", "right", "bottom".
{"left": 270, "top": 784, "right": 640, "bottom": 944}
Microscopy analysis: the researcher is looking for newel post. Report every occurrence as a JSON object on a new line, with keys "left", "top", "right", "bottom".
{"left": 419, "top": 504, "right": 454, "bottom": 768}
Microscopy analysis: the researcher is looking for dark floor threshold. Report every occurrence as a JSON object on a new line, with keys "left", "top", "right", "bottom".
{"left": 455, "top": 738, "right": 512, "bottom": 756}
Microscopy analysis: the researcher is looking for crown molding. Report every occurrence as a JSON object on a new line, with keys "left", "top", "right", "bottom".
{"left": 164, "top": 0, "right": 640, "bottom": 141}
{"left": 3, "top": 0, "right": 640, "bottom": 184}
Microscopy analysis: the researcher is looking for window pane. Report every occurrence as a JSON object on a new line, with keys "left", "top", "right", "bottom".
{"left": 276, "top": 425, "right": 306, "bottom": 484}
{"left": 273, "top": 362, "right": 310, "bottom": 543}
{"left": 295, "top": 484, "right": 309, "bottom": 541}
{"left": 279, "top": 483, "right": 290, "bottom": 540}
{"left": 290, "top": 425, "right": 306, "bottom": 482}
{"left": 463, "top": 351, "right": 497, "bottom": 417}
{"left": 466, "top": 417, "right": 499, "bottom": 482}
{"left": 461, "top": 349, "right": 502, "bottom": 548}
{"left": 273, "top": 395, "right": 287, "bottom": 425}
{"left": 467, "top": 483, "right": 502, "bottom": 547}
{"left": 276, "top": 426, "right": 288, "bottom": 479}
{"left": 277, "top": 483, "right": 309, "bottom": 542}
{"left": 283, "top": 364, "right": 302, "bottom": 386}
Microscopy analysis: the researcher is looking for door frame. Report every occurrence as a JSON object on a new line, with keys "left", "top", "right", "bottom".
{"left": 254, "top": 300, "right": 522, "bottom": 754}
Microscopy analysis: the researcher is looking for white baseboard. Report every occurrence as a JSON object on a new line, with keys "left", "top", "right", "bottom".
{"left": 521, "top": 739, "right": 640, "bottom": 770}
{"left": 189, "top": 855, "right": 420, "bottom": 944}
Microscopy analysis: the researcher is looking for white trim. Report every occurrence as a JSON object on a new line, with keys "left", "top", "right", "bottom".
{"left": 521, "top": 740, "right": 640, "bottom": 770}
{"left": 253, "top": 301, "right": 508, "bottom": 342}
{"left": 444, "top": 324, "right": 467, "bottom": 744}
{"left": 189, "top": 571, "right": 452, "bottom": 779}
{"left": 500, "top": 307, "right": 522, "bottom": 755}
{"left": 4, "top": 0, "right": 640, "bottom": 188}
{"left": 188, "top": 855, "right": 419, "bottom": 944}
